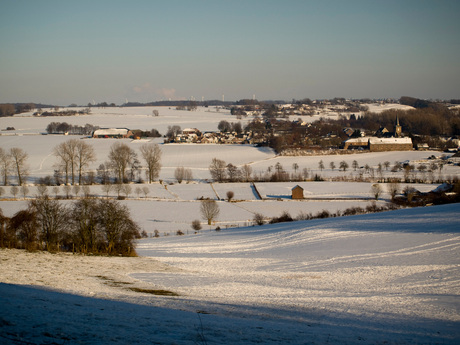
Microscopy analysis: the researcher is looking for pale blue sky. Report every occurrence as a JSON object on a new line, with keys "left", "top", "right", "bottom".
{"left": 1, "top": 0, "right": 459, "bottom": 105}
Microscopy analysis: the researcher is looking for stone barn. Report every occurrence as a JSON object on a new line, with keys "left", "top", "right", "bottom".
{"left": 291, "top": 185, "right": 304, "bottom": 199}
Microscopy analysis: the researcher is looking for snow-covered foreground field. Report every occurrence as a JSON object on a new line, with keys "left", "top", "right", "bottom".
{"left": 1, "top": 204, "right": 459, "bottom": 344}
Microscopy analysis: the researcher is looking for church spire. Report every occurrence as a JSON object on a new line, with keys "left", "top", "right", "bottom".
{"left": 395, "top": 115, "right": 402, "bottom": 137}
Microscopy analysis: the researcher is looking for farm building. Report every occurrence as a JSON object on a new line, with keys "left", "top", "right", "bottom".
{"left": 368, "top": 137, "right": 413, "bottom": 152}
{"left": 342, "top": 137, "right": 412, "bottom": 151}
{"left": 92, "top": 128, "right": 133, "bottom": 138}
{"left": 291, "top": 185, "right": 304, "bottom": 199}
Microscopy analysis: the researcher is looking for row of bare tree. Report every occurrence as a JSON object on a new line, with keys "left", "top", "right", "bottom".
{"left": 0, "top": 140, "right": 162, "bottom": 186}
{"left": 209, "top": 158, "right": 253, "bottom": 183}
{"left": 0, "top": 196, "right": 140, "bottom": 255}
{"left": 0, "top": 147, "right": 28, "bottom": 186}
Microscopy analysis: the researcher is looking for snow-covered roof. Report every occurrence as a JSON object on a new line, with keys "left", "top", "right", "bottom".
{"left": 369, "top": 137, "right": 412, "bottom": 144}
{"left": 93, "top": 128, "right": 129, "bottom": 136}
{"left": 344, "top": 137, "right": 371, "bottom": 143}
{"left": 182, "top": 128, "right": 199, "bottom": 133}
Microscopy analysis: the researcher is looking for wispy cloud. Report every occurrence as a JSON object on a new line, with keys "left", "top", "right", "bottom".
{"left": 133, "top": 82, "right": 154, "bottom": 94}
{"left": 156, "top": 88, "right": 176, "bottom": 99}
{"left": 131, "top": 83, "right": 177, "bottom": 100}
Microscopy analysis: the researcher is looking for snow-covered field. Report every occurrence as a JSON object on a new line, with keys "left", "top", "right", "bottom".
{"left": 0, "top": 181, "right": 447, "bottom": 233}
{"left": 1, "top": 105, "right": 457, "bottom": 182}
{"left": 1, "top": 204, "right": 459, "bottom": 344}
{"left": 1, "top": 106, "right": 459, "bottom": 344}
{"left": 1, "top": 106, "right": 459, "bottom": 234}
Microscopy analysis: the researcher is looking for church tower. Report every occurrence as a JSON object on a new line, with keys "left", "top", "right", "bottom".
{"left": 395, "top": 115, "right": 402, "bottom": 137}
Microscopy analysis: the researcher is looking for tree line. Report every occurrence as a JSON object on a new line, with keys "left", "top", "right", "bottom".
{"left": 344, "top": 107, "right": 460, "bottom": 137}
{"left": 0, "top": 103, "right": 36, "bottom": 116}
{"left": 36, "top": 108, "right": 91, "bottom": 117}
{"left": 46, "top": 122, "right": 99, "bottom": 135}
{"left": 0, "top": 196, "right": 140, "bottom": 256}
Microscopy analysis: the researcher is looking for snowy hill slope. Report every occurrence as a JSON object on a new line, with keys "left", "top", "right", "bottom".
{"left": 1, "top": 204, "right": 459, "bottom": 344}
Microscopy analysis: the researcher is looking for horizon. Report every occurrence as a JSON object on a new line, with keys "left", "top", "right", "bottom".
{"left": 1, "top": 0, "right": 459, "bottom": 105}
{"left": 1, "top": 96, "right": 455, "bottom": 108}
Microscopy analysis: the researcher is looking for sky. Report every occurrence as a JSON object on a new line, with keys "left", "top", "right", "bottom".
{"left": 0, "top": 0, "right": 459, "bottom": 105}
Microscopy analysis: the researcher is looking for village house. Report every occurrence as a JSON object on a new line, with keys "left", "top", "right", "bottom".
{"left": 169, "top": 128, "right": 251, "bottom": 144}
{"left": 342, "top": 137, "right": 370, "bottom": 150}
{"left": 182, "top": 128, "right": 201, "bottom": 136}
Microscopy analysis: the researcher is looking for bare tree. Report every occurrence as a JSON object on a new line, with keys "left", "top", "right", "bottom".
{"left": 0, "top": 208, "right": 8, "bottom": 247}
{"left": 122, "top": 184, "right": 132, "bottom": 198}
{"left": 29, "top": 196, "right": 68, "bottom": 252}
{"left": 108, "top": 142, "right": 138, "bottom": 183}
{"left": 0, "top": 148, "right": 12, "bottom": 185}
{"left": 377, "top": 163, "right": 383, "bottom": 177}
{"left": 140, "top": 143, "right": 161, "bottom": 183}
{"left": 352, "top": 160, "right": 359, "bottom": 171}
{"left": 36, "top": 185, "right": 48, "bottom": 198}
{"left": 339, "top": 161, "right": 349, "bottom": 172}
{"left": 241, "top": 164, "right": 252, "bottom": 182}
{"left": 76, "top": 141, "right": 96, "bottom": 185}
{"left": 152, "top": 109, "right": 159, "bottom": 117}
{"left": 226, "top": 163, "right": 240, "bottom": 182}
{"left": 209, "top": 158, "right": 226, "bottom": 182}
{"left": 52, "top": 186, "right": 59, "bottom": 198}
{"left": 64, "top": 185, "right": 71, "bottom": 199}
{"left": 292, "top": 163, "right": 299, "bottom": 173}
{"left": 96, "top": 199, "right": 140, "bottom": 255}
{"left": 253, "top": 213, "right": 265, "bottom": 226}
{"left": 70, "top": 198, "right": 99, "bottom": 254}
{"left": 10, "top": 147, "right": 28, "bottom": 185}
{"left": 318, "top": 160, "right": 324, "bottom": 171}
{"left": 97, "top": 163, "right": 111, "bottom": 184}
{"left": 101, "top": 184, "right": 112, "bottom": 198}
{"left": 302, "top": 168, "right": 309, "bottom": 180}
{"left": 114, "top": 183, "right": 124, "bottom": 197}
{"left": 387, "top": 179, "right": 400, "bottom": 201}
{"left": 175, "top": 166, "right": 189, "bottom": 183}
{"left": 73, "top": 185, "right": 81, "bottom": 198}
{"left": 183, "top": 167, "right": 193, "bottom": 182}
{"left": 20, "top": 185, "right": 29, "bottom": 199}
{"left": 11, "top": 186, "right": 19, "bottom": 199}
{"left": 191, "top": 219, "right": 202, "bottom": 231}
{"left": 218, "top": 120, "right": 232, "bottom": 132}
{"left": 200, "top": 199, "right": 220, "bottom": 225}
{"left": 166, "top": 125, "right": 182, "bottom": 140}
{"left": 329, "top": 161, "right": 336, "bottom": 171}
{"left": 53, "top": 140, "right": 77, "bottom": 184}
{"left": 371, "top": 184, "right": 382, "bottom": 200}
{"left": 226, "top": 190, "right": 234, "bottom": 201}
{"left": 9, "top": 209, "right": 38, "bottom": 251}
{"left": 175, "top": 167, "right": 184, "bottom": 183}
{"left": 142, "top": 186, "right": 150, "bottom": 198}
{"left": 82, "top": 185, "right": 91, "bottom": 198}
{"left": 275, "top": 162, "right": 283, "bottom": 174}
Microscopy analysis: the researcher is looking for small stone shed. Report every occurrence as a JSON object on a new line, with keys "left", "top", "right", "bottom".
{"left": 291, "top": 185, "right": 304, "bottom": 199}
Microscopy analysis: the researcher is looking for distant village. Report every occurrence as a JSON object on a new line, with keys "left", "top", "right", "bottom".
{"left": 27, "top": 96, "right": 459, "bottom": 154}
{"left": 92, "top": 116, "right": 414, "bottom": 153}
